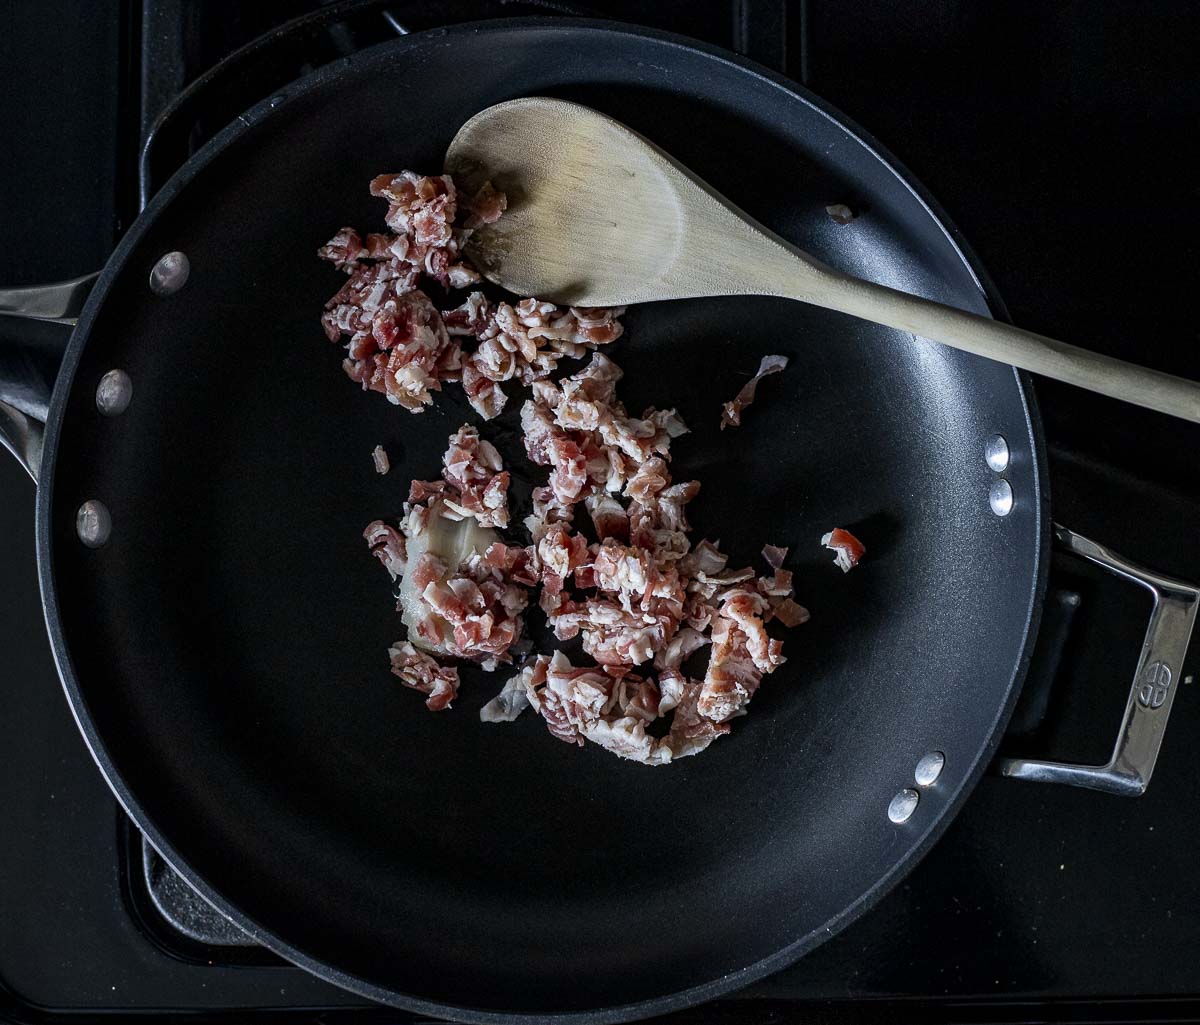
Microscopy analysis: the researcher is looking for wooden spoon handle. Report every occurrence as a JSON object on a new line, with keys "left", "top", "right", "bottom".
{"left": 797, "top": 270, "right": 1200, "bottom": 424}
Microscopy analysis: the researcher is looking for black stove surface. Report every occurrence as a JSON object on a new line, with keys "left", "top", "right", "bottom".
{"left": 3, "top": 2, "right": 1199, "bottom": 1022}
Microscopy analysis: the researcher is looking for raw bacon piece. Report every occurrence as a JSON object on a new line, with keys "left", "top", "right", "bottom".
{"left": 762, "top": 544, "right": 788, "bottom": 570}
{"left": 524, "top": 485, "right": 576, "bottom": 545}
{"left": 320, "top": 172, "right": 628, "bottom": 419}
{"left": 520, "top": 353, "right": 686, "bottom": 511}
{"left": 317, "top": 227, "right": 366, "bottom": 271}
{"left": 680, "top": 540, "right": 729, "bottom": 578}
{"left": 339, "top": 173, "right": 826, "bottom": 757}
{"left": 653, "top": 625, "right": 711, "bottom": 672}
{"left": 697, "top": 587, "right": 785, "bottom": 723}
{"left": 719, "top": 588, "right": 784, "bottom": 674}
{"left": 388, "top": 642, "right": 460, "bottom": 711}
{"left": 408, "top": 479, "right": 447, "bottom": 504}
{"left": 321, "top": 261, "right": 420, "bottom": 342}
{"left": 462, "top": 361, "right": 508, "bottom": 420}
{"left": 697, "top": 616, "right": 764, "bottom": 723}
{"left": 552, "top": 599, "right": 672, "bottom": 668}
{"left": 325, "top": 284, "right": 453, "bottom": 413}
{"left": 661, "top": 679, "right": 730, "bottom": 760}
{"left": 583, "top": 715, "right": 668, "bottom": 765}
{"left": 720, "top": 354, "right": 789, "bottom": 429}
{"left": 442, "top": 291, "right": 492, "bottom": 337}
{"left": 440, "top": 424, "right": 510, "bottom": 529}
{"left": 536, "top": 523, "right": 590, "bottom": 580}
{"left": 461, "top": 303, "right": 628, "bottom": 415}
{"left": 366, "top": 436, "right": 532, "bottom": 691}
{"left": 370, "top": 171, "right": 457, "bottom": 244}
{"left": 822, "top": 527, "right": 866, "bottom": 572}
{"left": 363, "top": 520, "right": 406, "bottom": 579}
{"left": 512, "top": 652, "right": 726, "bottom": 764}
{"left": 772, "top": 598, "right": 811, "bottom": 628}
{"left": 756, "top": 568, "right": 794, "bottom": 599}
{"left": 410, "top": 552, "right": 448, "bottom": 592}
{"left": 372, "top": 445, "right": 390, "bottom": 475}
{"left": 526, "top": 652, "right": 662, "bottom": 763}
{"left": 625, "top": 456, "right": 670, "bottom": 503}
{"left": 585, "top": 492, "right": 629, "bottom": 541}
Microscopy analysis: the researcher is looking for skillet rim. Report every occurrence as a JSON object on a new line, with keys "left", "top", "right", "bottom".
{"left": 36, "top": 16, "right": 1050, "bottom": 1023}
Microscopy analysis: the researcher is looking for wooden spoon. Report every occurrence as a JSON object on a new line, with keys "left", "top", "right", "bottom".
{"left": 446, "top": 96, "right": 1200, "bottom": 423}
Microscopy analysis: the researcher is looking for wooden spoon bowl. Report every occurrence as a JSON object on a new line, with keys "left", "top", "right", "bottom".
{"left": 447, "top": 97, "right": 1200, "bottom": 423}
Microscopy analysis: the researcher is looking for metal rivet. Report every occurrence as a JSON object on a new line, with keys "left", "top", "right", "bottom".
{"left": 76, "top": 500, "right": 112, "bottom": 548}
{"left": 95, "top": 369, "right": 133, "bottom": 416}
{"left": 915, "top": 751, "right": 945, "bottom": 787}
{"left": 888, "top": 788, "right": 920, "bottom": 824}
{"left": 984, "top": 434, "right": 1010, "bottom": 472}
{"left": 989, "top": 478, "right": 1014, "bottom": 517}
{"left": 149, "top": 251, "right": 189, "bottom": 295}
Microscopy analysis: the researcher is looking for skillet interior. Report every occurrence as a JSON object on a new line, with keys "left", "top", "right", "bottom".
{"left": 41, "top": 21, "right": 1044, "bottom": 1020}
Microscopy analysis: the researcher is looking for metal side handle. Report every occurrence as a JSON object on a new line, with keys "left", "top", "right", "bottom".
{"left": 998, "top": 524, "right": 1199, "bottom": 796}
{"left": 0, "top": 271, "right": 98, "bottom": 323}
{"left": 0, "top": 400, "right": 43, "bottom": 481}
{"left": 0, "top": 272, "right": 98, "bottom": 482}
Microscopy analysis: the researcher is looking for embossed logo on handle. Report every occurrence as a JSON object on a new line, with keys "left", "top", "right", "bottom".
{"left": 1138, "top": 660, "right": 1172, "bottom": 710}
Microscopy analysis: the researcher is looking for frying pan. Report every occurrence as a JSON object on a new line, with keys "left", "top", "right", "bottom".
{"left": 1, "top": 18, "right": 1197, "bottom": 1023}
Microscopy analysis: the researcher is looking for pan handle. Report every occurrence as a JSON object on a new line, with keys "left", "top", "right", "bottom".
{"left": 0, "top": 272, "right": 98, "bottom": 482}
{"left": 997, "top": 524, "right": 1199, "bottom": 796}
{"left": 0, "top": 272, "right": 98, "bottom": 321}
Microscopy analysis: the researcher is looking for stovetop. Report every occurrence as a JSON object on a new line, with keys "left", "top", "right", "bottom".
{"left": 2, "top": 2, "right": 1199, "bottom": 1021}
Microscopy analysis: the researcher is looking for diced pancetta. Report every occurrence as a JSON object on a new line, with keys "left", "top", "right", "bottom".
{"left": 337, "top": 172, "right": 838, "bottom": 759}
{"left": 720, "top": 354, "right": 789, "bottom": 429}
{"left": 822, "top": 527, "right": 866, "bottom": 572}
